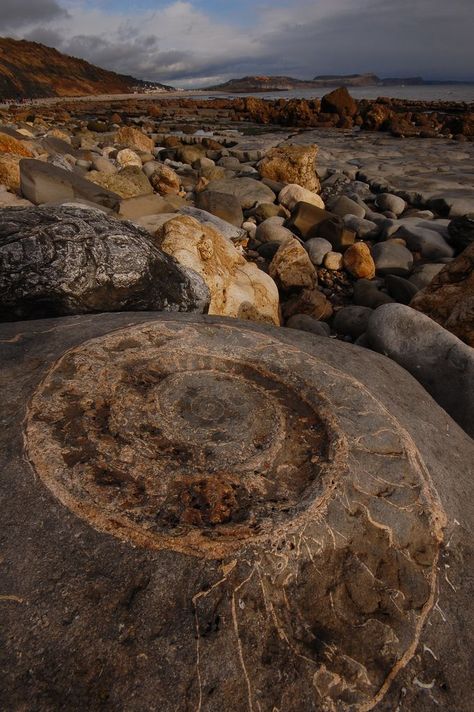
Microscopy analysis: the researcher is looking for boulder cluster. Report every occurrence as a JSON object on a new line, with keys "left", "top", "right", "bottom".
{"left": 0, "top": 98, "right": 474, "bottom": 712}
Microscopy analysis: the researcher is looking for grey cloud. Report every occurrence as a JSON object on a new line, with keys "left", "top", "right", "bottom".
{"left": 0, "top": 0, "right": 67, "bottom": 29}
{"left": 7, "top": 0, "right": 473, "bottom": 85}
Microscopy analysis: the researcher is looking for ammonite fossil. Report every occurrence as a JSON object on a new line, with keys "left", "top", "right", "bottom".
{"left": 1, "top": 313, "right": 473, "bottom": 712}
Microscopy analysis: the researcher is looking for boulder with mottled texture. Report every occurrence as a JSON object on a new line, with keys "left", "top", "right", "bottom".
{"left": 258, "top": 144, "right": 320, "bottom": 192}
{"left": 0, "top": 206, "right": 209, "bottom": 321}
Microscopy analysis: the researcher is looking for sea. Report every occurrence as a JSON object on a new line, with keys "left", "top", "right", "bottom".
{"left": 184, "top": 85, "right": 474, "bottom": 103}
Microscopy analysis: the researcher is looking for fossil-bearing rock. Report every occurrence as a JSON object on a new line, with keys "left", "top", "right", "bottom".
{"left": 0, "top": 206, "right": 209, "bottom": 321}
{"left": 1, "top": 312, "right": 473, "bottom": 711}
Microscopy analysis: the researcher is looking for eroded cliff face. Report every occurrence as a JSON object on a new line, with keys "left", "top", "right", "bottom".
{"left": 0, "top": 37, "right": 172, "bottom": 99}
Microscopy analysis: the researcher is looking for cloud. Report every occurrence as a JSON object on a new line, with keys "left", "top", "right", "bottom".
{"left": 5, "top": 0, "right": 474, "bottom": 85}
{"left": 1, "top": 0, "right": 68, "bottom": 29}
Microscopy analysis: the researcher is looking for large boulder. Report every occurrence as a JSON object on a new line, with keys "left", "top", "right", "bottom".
{"left": 367, "top": 303, "right": 474, "bottom": 436}
{"left": 1, "top": 312, "right": 473, "bottom": 711}
{"left": 115, "top": 126, "right": 154, "bottom": 153}
{"left": 155, "top": 215, "right": 280, "bottom": 324}
{"left": 258, "top": 144, "right": 320, "bottom": 192}
{"left": 321, "top": 87, "right": 358, "bottom": 117}
{"left": 0, "top": 206, "right": 209, "bottom": 321}
{"left": 87, "top": 167, "right": 153, "bottom": 199}
{"left": 20, "top": 159, "right": 121, "bottom": 210}
{"left": 410, "top": 243, "right": 474, "bottom": 346}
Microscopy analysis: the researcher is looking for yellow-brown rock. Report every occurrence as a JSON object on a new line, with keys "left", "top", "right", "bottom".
{"left": 87, "top": 166, "right": 152, "bottom": 199}
{"left": 269, "top": 238, "right": 317, "bottom": 290}
{"left": 149, "top": 164, "right": 181, "bottom": 196}
{"left": 115, "top": 126, "right": 154, "bottom": 153}
{"left": 0, "top": 154, "right": 22, "bottom": 192}
{"left": 0, "top": 133, "right": 32, "bottom": 158}
{"left": 156, "top": 215, "right": 280, "bottom": 325}
{"left": 343, "top": 242, "right": 376, "bottom": 279}
{"left": 259, "top": 144, "right": 320, "bottom": 191}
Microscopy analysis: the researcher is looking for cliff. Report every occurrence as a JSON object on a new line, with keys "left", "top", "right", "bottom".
{"left": 0, "top": 37, "right": 174, "bottom": 100}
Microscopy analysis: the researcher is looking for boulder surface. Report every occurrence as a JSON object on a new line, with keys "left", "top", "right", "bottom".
{"left": 0, "top": 312, "right": 473, "bottom": 712}
{"left": 0, "top": 206, "right": 209, "bottom": 321}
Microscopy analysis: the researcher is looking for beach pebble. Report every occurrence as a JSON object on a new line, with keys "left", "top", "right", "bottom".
{"left": 304, "top": 237, "right": 332, "bottom": 266}
{"left": 371, "top": 241, "right": 414, "bottom": 276}
{"left": 323, "top": 251, "right": 344, "bottom": 270}
{"left": 286, "top": 314, "right": 331, "bottom": 336}
{"left": 375, "top": 193, "right": 406, "bottom": 216}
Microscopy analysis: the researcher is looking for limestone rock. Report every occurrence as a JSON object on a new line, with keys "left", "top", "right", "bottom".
{"left": 258, "top": 144, "right": 320, "bottom": 192}
{"left": 278, "top": 184, "right": 325, "bottom": 212}
{"left": 343, "top": 242, "right": 376, "bottom": 279}
{"left": 149, "top": 164, "right": 181, "bottom": 196}
{"left": 0, "top": 206, "right": 209, "bottom": 321}
{"left": 410, "top": 243, "right": 474, "bottom": 346}
{"left": 116, "top": 148, "right": 142, "bottom": 169}
{"left": 156, "top": 216, "right": 279, "bottom": 325}
{"left": 269, "top": 238, "right": 317, "bottom": 290}
{"left": 115, "top": 126, "right": 154, "bottom": 153}
{"left": 0, "top": 311, "right": 473, "bottom": 712}
{"left": 20, "top": 159, "right": 121, "bottom": 210}
{"left": 367, "top": 303, "right": 474, "bottom": 436}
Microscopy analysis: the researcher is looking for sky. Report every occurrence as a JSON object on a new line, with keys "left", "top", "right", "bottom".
{"left": 1, "top": 0, "right": 473, "bottom": 87}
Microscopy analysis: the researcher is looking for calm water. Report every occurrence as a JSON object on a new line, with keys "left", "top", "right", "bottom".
{"left": 187, "top": 85, "right": 474, "bottom": 103}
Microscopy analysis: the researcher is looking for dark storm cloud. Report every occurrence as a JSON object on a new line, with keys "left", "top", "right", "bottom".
{"left": 255, "top": 0, "right": 474, "bottom": 81}
{"left": 1, "top": 0, "right": 68, "bottom": 29}
{"left": 4, "top": 0, "right": 473, "bottom": 84}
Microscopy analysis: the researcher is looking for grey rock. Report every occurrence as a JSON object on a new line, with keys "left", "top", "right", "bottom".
{"left": 204, "top": 178, "right": 276, "bottom": 210}
{"left": 195, "top": 190, "right": 244, "bottom": 228}
{"left": 330, "top": 195, "right": 366, "bottom": 219}
{"left": 409, "top": 263, "right": 446, "bottom": 289}
{"left": 217, "top": 156, "right": 241, "bottom": 169}
{"left": 256, "top": 217, "right": 293, "bottom": 245}
{"left": 343, "top": 214, "right": 380, "bottom": 239}
{"left": 333, "top": 305, "right": 373, "bottom": 338}
{"left": 394, "top": 225, "right": 454, "bottom": 260}
{"left": 353, "top": 279, "right": 395, "bottom": 308}
{"left": 20, "top": 159, "right": 121, "bottom": 211}
{"left": 385, "top": 275, "right": 419, "bottom": 304}
{"left": 367, "top": 303, "right": 474, "bottom": 437}
{"left": 304, "top": 237, "right": 332, "bottom": 266}
{"left": 179, "top": 207, "right": 247, "bottom": 243}
{"left": 375, "top": 193, "right": 406, "bottom": 216}
{"left": 285, "top": 314, "right": 331, "bottom": 336}
{"left": 371, "top": 241, "right": 414, "bottom": 276}
{"left": 0, "top": 206, "right": 209, "bottom": 321}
